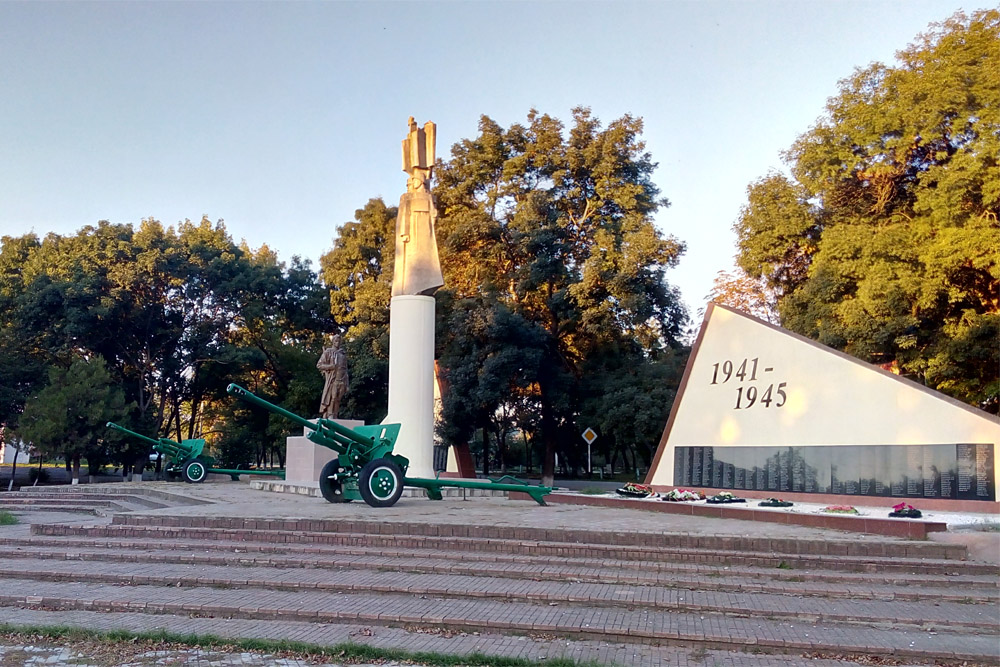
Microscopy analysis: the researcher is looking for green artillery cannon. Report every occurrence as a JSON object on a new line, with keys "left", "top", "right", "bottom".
{"left": 106, "top": 422, "right": 284, "bottom": 484}
{"left": 226, "top": 383, "right": 552, "bottom": 508}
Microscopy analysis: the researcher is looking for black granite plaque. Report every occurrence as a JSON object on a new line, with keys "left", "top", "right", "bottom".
{"left": 905, "top": 446, "right": 923, "bottom": 497}
{"left": 975, "top": 444, "right": 994, "bottom": 500}
{"left": 957, "top": 443, "right": 974, "bottom": 496}
{"left": 889, "top": 446, "right": 907, "bottom": 496}
{"left": 692, "top": 447, "right": 703, "bottom": 487}
{"left": 672, "top": 444, "right": 994, "bottom": 501}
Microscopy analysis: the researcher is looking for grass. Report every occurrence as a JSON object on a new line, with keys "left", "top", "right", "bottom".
{"left": 0, "top": 511, "right": 17, "bottom": 526}
{"left": 775, "top": 561, "right": 793, "bottom": 570}
{"left": 577, "top": 487, "right": 609, "bottom": 495}
{"left": 0, "top": 624, "right": 610, "bottom": 666}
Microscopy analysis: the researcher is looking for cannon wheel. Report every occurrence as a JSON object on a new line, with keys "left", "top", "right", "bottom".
{"left": 359, "top": 458, "right": 404, "bottom": 508}
{"left": 319, "top": 458, "right": 351, "bottom": 503}
{"left": 182, "top": 459, "right": 208, "bottom": 484}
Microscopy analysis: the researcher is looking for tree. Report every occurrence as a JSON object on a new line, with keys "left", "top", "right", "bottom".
{"left": 434, "top": 108, "right": 688, "bottom": 485}
{"left": 17, "top": 357, "right": 128, "bottom": 483}
{"left": 736, "top": 10, "right": 999, "bottom": 412}
{"left": 1, "top": 218, "right": 335, "bottom": 475}
{"left": 705, "top": 269, "right": 779, "bottom": 324}
{"left": 436, "top": 296, "right": 546, "bottom": 476}
{"left": 319, "top": 199, "right": 397, "bottom": 424}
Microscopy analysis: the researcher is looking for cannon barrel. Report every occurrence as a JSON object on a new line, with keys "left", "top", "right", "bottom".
{"left": 106, "top": 422, "right": 160, "bottom": 448}
{"left": 226, "top": 383, "right": 375, "bottom": 450}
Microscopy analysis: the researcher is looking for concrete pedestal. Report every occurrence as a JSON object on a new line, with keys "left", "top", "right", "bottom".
{"left": 383, "top": 295, "right": 436, "bottom": 478}
{"left": 284, "top": 420, "right": 364, "bottom": 486}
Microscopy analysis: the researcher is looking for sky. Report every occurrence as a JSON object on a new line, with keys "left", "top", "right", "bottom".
{"left": 0, "top": 1, "right": 986, "bottom": 320}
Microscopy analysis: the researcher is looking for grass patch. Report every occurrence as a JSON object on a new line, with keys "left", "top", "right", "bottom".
{"left": 0, "top": 624, "right": 609, "bottom": 666}
{"left": 0, "top": 511, "right": 17, "bottom": 526}
{"left": 577, "top": 487, "right": 608, "bottom": 495}
{"left": 775, "top": 561, "right": 792, "bottom": 570}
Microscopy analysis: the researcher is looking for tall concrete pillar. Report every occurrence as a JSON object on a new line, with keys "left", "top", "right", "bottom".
{"left": 382, "top": 294, "right": 436, "bottom": 477}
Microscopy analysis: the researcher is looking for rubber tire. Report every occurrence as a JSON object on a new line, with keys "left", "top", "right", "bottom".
{"left": 182, "top": 459, "right": 207, "bottom": 484}
{"left": 358, "top": 458, "right": 404, "bottom": 508}
{"left": 319, "top": 458, "right": 351, "bottom": 503}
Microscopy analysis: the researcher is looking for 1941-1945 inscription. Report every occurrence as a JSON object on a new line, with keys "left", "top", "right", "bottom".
{"left": 709, "top": 357, "right": 786, "bottom": 410}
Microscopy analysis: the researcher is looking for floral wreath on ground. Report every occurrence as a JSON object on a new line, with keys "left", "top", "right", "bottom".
{"left": 663, "top": 488, "right": 705, "bottom": 502}
{"left": 821, "top": 505, "right": 859, "bottom": 515}
{"left": 616, "top": 482, "right": 657, "bottom": 498}
{"left": 758, "top": 498, "right": 793, "bottom": 507}
{"left": 705, "top": 491, "right": 746, "bottom": 504}
{"left": 888, "top": 502, "right": 922, "bottom": 519}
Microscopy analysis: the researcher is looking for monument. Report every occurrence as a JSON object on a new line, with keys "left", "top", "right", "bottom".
{"left": 381, "top": 118, "right": 444, "bottom": 477}
{"left": 316, "top": 334, "right": 349, "bottom": 419}
{"left": 646, "top": 303, "right": 1000, "bottom": 509}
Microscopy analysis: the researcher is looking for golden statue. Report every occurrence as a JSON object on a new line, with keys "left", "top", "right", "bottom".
{"left": 392, "top": 117, "right": 444, "bottom": 297}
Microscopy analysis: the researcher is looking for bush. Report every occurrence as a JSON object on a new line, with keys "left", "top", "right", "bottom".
{"left": 28, "top": 467, "right": 50, "bottom": 485}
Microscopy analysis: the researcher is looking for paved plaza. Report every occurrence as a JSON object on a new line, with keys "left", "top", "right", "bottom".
{"left": 0, "top": 479, "right": 997, "bottom": 666}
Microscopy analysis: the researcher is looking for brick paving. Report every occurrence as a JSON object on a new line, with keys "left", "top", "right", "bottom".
{"left": 0, "top": 481, "right": 997, "bottom": 666}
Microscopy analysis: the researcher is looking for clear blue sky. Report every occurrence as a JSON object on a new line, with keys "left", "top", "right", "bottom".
{"left": 0, "top": 1, "right": 983, "bottom": 319}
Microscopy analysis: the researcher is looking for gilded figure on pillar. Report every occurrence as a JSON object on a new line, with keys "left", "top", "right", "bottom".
{"left": 392, "top": 117, "right": 445, "bottom": 297}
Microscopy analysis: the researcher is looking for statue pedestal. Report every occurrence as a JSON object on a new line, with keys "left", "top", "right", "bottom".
{"left": 383, "top": 295, "right": 436, "bottom": 477}
{"left": 285, "top": 420, "right": 364, "bottom": 486}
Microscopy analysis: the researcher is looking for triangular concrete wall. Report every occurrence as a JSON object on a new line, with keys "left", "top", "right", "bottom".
{"left": 646, "top": 304, "right": 1000, "bottom": 499}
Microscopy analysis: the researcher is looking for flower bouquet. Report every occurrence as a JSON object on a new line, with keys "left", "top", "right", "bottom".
{"left": 616, "top": 482, "right": 657, "bottom": 498}
{"left": 888, "top": 502, "right": 922, "bottom": 518}
{"left": 705, "top": 491, "right": 746, "bottom": 504}
{"left": 821, "top": 505, "right": 859, "bottom": 515}
{"left": 663, "top": 488, "right": 704, "bottom": 502}
{"left": 758, "top": 498, "right": 793, "bottom": 507}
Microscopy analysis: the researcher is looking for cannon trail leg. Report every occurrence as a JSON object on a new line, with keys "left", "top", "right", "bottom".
{"left": 359, "top": 458, "right": 404, "bottom": 508}
{"left": 319, "top": 458, "right": 351, "bottom": 504}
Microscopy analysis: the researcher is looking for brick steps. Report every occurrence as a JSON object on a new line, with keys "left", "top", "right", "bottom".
{"left": 32, "top": 522, "right": 991, "bottom": 576}
{"left": 12, "top": 487, "right": 208, "bottom": 507}
{"left": 0, "top": 607, "right": 944, "bottom": 667}
{"left": 3, "top": 543, "right": 997, "bottom": 603}
{"left": 3, "top": 487, "right": 997, "bottom": 665}
{"left": 3, "top": 490, "right": 175, "bottom": 511}
{"left": 2, "top": 577, "right": 997, "bottom": 662}
{"left": 111, "top": 514, "right": 969, "bottom": 560}
{"left": 3, "top": 557, "right": 996, "bottom": 632}
{"left": 0, "top": 502, "right": 105, "bottom": 515}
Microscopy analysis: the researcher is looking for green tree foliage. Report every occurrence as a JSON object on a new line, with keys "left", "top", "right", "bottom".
{"left": 736, "top": 10, "right": 999, "bottom": 411}
{"left": 17, "top": 357, "right": 128, "bottom": 482}
{"left": 435, "top": 108, "right": 687, "bottom": 484}
{"left": 435, "top": 295, "right": 547, "bottom": 475}
{"left": 319, "top": 199, "right": 395, "bottom": 424}
{"left": 0, "top": 218, "right": 334, "bottom": 471}
{"left": 705, "top": 269, "right": 779, "bottom": 324}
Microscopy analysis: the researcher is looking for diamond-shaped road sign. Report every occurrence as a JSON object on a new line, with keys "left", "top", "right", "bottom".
{"left": 581, "top": 427, "right": 597, "bottom": 444}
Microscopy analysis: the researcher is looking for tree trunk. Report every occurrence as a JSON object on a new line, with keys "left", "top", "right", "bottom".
{"left": 7, "top": 445, "right": 18, "bottom": 491}
{"left": 71, "top": 456, "right": 81, "bottom": 485}
{"left": 481, "top": 424, "right": 490, "bottom": 478}
{"left": 34, "top": 457, "right": 43, "bottom": 486}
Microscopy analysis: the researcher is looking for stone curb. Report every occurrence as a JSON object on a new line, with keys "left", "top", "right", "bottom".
{"left": 109, "top": 513, "right": 964, "bottom": 558}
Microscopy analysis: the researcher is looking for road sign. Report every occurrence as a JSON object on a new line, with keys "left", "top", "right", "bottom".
{"left": 581, "top": 428, "right": 597, "bottom": 444}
